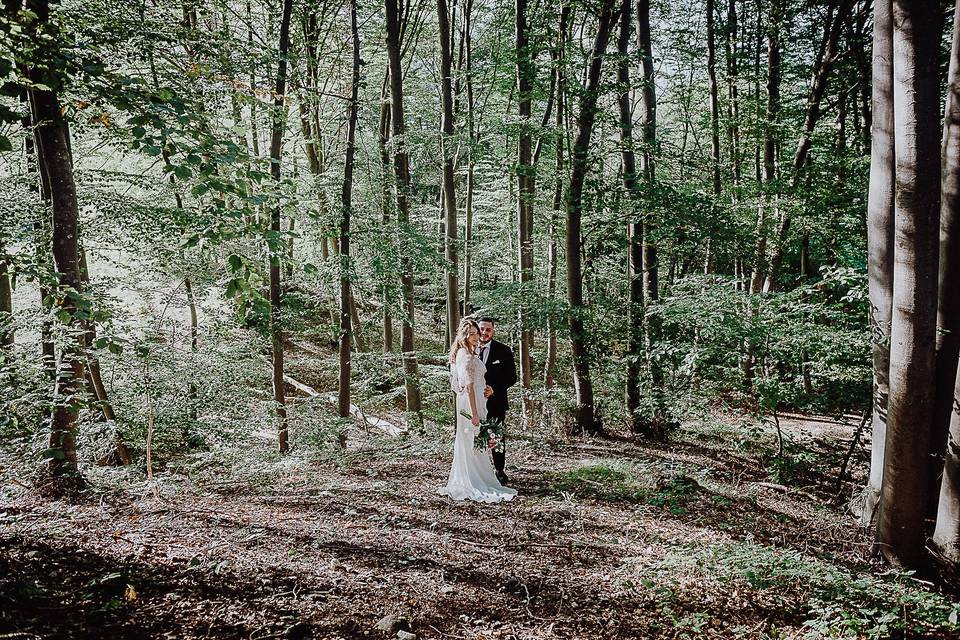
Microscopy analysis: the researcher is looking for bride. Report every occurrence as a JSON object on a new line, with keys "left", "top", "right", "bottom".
{"left": 438, "top": 318, "right": 517, "bottom": 503}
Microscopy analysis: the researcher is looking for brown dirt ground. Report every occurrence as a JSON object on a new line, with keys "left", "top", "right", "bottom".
{"left": 0, "top": 412, "right": 951, "bottom": 639}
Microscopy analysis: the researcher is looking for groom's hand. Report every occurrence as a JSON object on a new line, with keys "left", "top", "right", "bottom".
{"left": 483, "top": 385, "right": 494, "bottom": 398}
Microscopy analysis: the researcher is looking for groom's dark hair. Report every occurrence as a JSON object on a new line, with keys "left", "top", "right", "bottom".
{"left": 476, "top": 315, "right": 497, "bottom": 324}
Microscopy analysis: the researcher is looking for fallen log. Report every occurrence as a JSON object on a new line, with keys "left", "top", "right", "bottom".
{"left": 283, "top": 375, "right": 404, "bottom": 437}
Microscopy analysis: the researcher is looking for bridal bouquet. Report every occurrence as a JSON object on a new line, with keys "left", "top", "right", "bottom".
{"left": 460, "top": 412, "right": 505, "bottom": 454}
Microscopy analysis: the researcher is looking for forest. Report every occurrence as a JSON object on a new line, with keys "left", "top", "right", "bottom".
{"left": 2, "top": 0, "right": 960, "bottom": 637}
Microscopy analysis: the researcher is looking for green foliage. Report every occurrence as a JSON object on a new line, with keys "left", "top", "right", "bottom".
{"left": 646, "top": 542, "right": 960, "bottom": 639}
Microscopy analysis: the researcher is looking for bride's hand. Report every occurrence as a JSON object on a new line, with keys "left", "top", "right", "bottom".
{"left": 471, "top": 415, "right": 480, "bottom": 427}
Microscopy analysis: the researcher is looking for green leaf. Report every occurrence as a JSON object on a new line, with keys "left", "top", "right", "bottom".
{"left": 191, "top": 183, "right": 209, "bottom": 197}
{"left": 0, "top": 135, "right": 12, "bottom": 152}
{"left": 173, "top": 165, "right": 192, "bottom": 180}
{"left": 56, "top": 309, "right": 72, "bottom": 324}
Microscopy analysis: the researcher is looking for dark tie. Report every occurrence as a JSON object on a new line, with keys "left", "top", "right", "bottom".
{"left": 479, "top": 345, "right": 487, "bottom": 361}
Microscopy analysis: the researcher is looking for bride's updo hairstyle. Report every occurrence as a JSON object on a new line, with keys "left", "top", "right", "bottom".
{"left": 448, "top": 318, "right": 481, "bottom": 364}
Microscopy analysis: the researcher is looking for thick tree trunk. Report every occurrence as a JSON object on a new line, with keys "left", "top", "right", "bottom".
{"left": 385, "top": 0, "right": 422, "bottom": 414}
{"left": 438, "top": 0, "right": 461, "bottom": 347}
{"left": 860, "top": 0, "right": 895, "bottom": 527}
{"left": 618, "top": 0, "right": 643, "bottom": 432}
{"left": 515, "top": 0, "right": 534, "bottom": 413}
{"left": 764, "top": 0, "right": 852, "bottom": 292}
{"left": 269, "top": 0, "right": 294, "bottom": 453}
{"left": 339, "top": 0, "right": 361, "bottom": 424}
{"left": 876, "top": 0, "right": 942, "bottom": 569}
{"left": 565, "top": 0, "right": 618, "bottom": 435}
{"left": 27, "top": 0, "right": 84, "bottom": 481}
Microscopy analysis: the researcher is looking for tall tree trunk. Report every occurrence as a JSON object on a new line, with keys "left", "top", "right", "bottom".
{"left": 860, "top": 0, "right": 895, "bottom": 526}
{"left": 377, "top": 81, "right": 395, "bottom": 352}
{"left": 725, "top": 0, "right": 741, "bottom": 185}
{"left": 749, "top": 0, "right": 779, "bottom": 294}
{"left": 338, "top": 0, "right": 361, "bottom": 425}
{"left": 565, "top": 0, "right": 618, "bottom": 435}
{"left": 764, "top": 0, "right": 853, "bottom": 292}
{"left": 618, "top": 0, "right": 643, "bottom": 432}
{"left": 515, "top": 0, "right": 535, "bottom": 416}
{"left": 927, "top": 1, "right": 960, "bottom": 542}
{"left": 637, "top": 0, "right": 664, "bottom": 424}
{"left": 269, "top": 0, "right": 294, "bottom": 453}
{"left": 463, "top": 0, "right": 475, "bottom": 315}
{"left": 385, "top": 0, "right": 422, "bottom": 414}
{"left": 438, "top": 0, "right": 461, "bottom": 346}
{"left": 876, "top": 0, "right": 942, "bottom": 569}
{"left": 27, "top": 0, "right": 85, "bottom": 482}
{"left": 545, "top": 4, "right": 569, "bottom": 391}
{"left": 705, "top": 0, "right": 721, "bottom": 274}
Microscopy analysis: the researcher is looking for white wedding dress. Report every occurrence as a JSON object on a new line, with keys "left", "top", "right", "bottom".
{"left": 438, "top": 349, "right": 517, "bottom": 503}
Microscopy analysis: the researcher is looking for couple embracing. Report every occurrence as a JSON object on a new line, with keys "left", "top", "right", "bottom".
{"left": 438, "top": 317, "right": 518, "bottom": 503}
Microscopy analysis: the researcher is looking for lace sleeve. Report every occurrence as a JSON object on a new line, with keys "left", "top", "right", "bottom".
{"left": 455, "top": 350, "right": 477, "bottom": 391}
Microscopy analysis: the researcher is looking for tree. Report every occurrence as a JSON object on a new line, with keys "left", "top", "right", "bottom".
{"left": 618, "top": 0, "right": 642, "bottom": 432}
{"left": 25, "top": 0, "right": 85, "bottom": 483}
{"left": 438, "top": 0, "right": 460, "bottom": 346}
{"left": 385, "top": 0, "right": 422, "bottom": 414}
{"left": 930, "top": 0, "right": 960, "bottom": 569}
{"left": 269, "top": 0, "right": 294, "bottom": 453}
{"left": 705, "top": 0, "right": 720, "bottom": 273}
{"left": 876, "top": 0, "right": 942, "bottom": 569}
{"left": 339, "top": 0, "right": 361, "bottom": 424}
{"left": 565, "top": 0, "right": 618, "bottom": 435}
{"left": 515, "top": 0, "right": 534, "bottom": 413}
{"left": 763, "top": 0, "right": 853, "bottom": 292}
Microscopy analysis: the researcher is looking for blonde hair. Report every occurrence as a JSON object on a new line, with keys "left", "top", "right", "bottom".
{"left": 448, "top": 318, "right": 480, "bottom": 363}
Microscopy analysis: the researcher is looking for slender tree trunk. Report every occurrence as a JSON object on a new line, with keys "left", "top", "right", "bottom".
{"left": 463, "top": 0, "right": 475, "bottom": 315}
{"left": 860, "top": 0, "right": 895, "bottom": 526}
{"left": 876, "top": 0, "right": 943, "bottom": 569}
{"left": 764, "top": 0, "right": 853, "bottom": 292}
{"left": 637, "top": 0, "right": 664, "bottom": 424}
{"left": 385, "top": 0, "right": 422, "bottom": 414}
{"left": 749, "top": 0, "right": 779, "bottom": 294}
{"left": 931, "top": 4, "right": 960, "bottom": 560}
{"left": 516, "top": 0, "right": 535, "bottom": 414}
{"left": 618, "top": 0, "right": 643, "bottom": 432}
{"left": 377, "top": 81, "right": 396, "bottom": 352}
{"left": 705, "top": 0, "right": 721, "bottom": 274}
{"left": 184, "top": 275, "right": 199, "bottom": 424}
{"left": 27, "top": 0, "right": 84, "bottom": 482}
{"left": 545, "top": 4, "right": 569, "bottom": 391}
{"left": 269, "top": 0, "right": 294, "bottom": 453}
{"left": 0, "top": 247, "right": 11, "bottom": 348}
{"left": 726, "top": 0, "right": 741, "bottom": 185}
{"left": 338, "top": 0, "right": 360, "bottom": 425}
{"left": 565, "top": 0, "right": 618, "bottom": 435}
{"left": 438, "top": 0, "right": 461, "bottom": 345}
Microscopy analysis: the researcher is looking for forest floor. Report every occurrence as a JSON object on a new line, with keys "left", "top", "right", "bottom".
{"left": 1, "top": 407, "right": 959, "bottom": 639}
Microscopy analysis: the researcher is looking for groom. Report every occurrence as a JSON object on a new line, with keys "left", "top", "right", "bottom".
{"left": 477, "top": 317, "right": 517, "bottom": 484}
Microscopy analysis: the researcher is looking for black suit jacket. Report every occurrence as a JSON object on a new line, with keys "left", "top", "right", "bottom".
{"left": 482, "top": 339, "right": 517, "bottom": 419}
